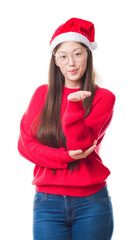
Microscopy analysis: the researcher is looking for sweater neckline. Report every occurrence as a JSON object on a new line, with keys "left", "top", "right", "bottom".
{"left": 63, "top": 86, "right": 81, "bottom": 94}
{"left": 62, "top": 85, "right": 99, "bottom": 95}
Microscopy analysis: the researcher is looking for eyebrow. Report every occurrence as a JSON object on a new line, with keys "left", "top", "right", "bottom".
{"left": 57, "top": 47, "right": 83, "bottom": 54}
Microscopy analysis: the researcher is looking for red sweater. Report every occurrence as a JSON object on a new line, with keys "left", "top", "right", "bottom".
{"left": 18, "top": 84, "right": 116, "bottom": 197}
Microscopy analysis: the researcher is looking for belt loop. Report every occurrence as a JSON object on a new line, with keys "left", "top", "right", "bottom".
{"left": 44, "top": 193, "right": 48, "bottom": 199}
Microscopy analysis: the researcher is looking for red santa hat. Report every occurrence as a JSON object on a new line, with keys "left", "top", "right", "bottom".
{"left": 50, "top": 18, "right": 97, "bottom": 52}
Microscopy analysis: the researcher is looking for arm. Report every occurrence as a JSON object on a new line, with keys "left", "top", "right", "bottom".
{"left": 62, "top": 88, "right": 116, "bottom": 151}
{"left": 17, "top": 85, "right": 73, "bottom": 169}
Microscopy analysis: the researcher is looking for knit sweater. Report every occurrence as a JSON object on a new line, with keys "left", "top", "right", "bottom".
{"left": 18, "top": 84, "right": 116, "bottom": 197}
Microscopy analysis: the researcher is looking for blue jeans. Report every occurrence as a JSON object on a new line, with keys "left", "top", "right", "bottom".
{"left": 33, "top": 185, "right": 114, "bottom": 240}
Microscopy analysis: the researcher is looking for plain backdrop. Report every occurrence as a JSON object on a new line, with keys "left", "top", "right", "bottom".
{"left": 0, "top": 0, "right": 133, "bottom": 239}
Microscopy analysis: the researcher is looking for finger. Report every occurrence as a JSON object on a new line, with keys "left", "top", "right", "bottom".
{"left": 67, "top": 95, "right": 77, "bottom": 101}
{"left": 69, "top": 149, "right": 83, "bottom": 159}
{"left": 75, "top": 94, "right": 89, "bottom": 101}
{"left": 76, "top": 146, "right": 95, "bottom": 159}
{"left": 68, "top": 97, "right": 82, "bottom": 102}
{"left": 68, "top": 91, "right": 91, "bottom": 100}
{"left": 81, "top": 92, "right": 91, "bottom": 100}
{"left": 82, "top": 91, "right": 91, "bottom": 98}
{"left": 84, "top": 145, "right": 96, "bottom": 155}
{"left": 84, "top": 91, "right": 91, "bottom": 96}
{"left": 72, "top": 149, "right": 83, "bottom": 155}
{"left": 67, "top": 95, "right": 74, "bottom": 100}
{"left": 93, "top": 140, "right": 98, "bottom": 145}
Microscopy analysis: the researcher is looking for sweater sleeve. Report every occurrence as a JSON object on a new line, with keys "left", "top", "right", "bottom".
{"left": 62, "top": 88, "right": 116, "bottom": 151}
{"left": 17, "top": 85, "right": 73, "bottom": 169}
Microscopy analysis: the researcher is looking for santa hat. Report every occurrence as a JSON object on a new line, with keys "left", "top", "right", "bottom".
{"left": 50, "top": 18, "right": 97, "bottom": 52}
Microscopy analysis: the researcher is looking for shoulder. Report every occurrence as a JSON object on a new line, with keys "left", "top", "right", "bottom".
{"left": 31, "top": 84, "right": 48, "bottom": 101}
{"left": 95, "top": 85, "right": 116, "bottom": 102}
{"left": 33, "top": 84, "right": 48, "bottom": 95}
{"left": 95, "top": 85, "right": 116, "bottom": 100}
{"left": 23, "top": 84, "right": 48, "bottom": 121}
{"left": 92, "top": 85, "right": 116, "bottom": 108}
{"left": 27, "top": 84, "right": 48, "bottom": 111}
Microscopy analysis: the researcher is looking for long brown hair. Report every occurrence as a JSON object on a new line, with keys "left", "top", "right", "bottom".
{"left": 31, "top": 43, "right": 97, "bottom": 175}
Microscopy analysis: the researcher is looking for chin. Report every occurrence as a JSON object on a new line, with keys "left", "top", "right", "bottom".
{"left": 70, "top": 76, "right": 82, "bottom": 82}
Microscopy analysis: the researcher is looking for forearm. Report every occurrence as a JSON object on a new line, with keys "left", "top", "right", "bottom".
{"left": 62, "top": 92, "right": 116, "bottom": 151}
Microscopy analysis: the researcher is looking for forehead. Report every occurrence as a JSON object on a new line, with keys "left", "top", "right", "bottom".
{"left": 56, "top": 41, "right": 84, "bottom": 53}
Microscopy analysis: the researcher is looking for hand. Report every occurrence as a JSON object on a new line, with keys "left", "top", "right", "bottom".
{"left": 67, "top": 91, "right": 91, "bottom": 102}
{"left": 69, "top": 140, "right": 97, "bottom": 160}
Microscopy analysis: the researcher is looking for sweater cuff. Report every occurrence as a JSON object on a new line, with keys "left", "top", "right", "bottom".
{"left": 62, "top": 150, "right": 76, "bottom": 163}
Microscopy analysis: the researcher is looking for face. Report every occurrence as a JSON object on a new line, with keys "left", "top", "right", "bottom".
{"left": 54, "top": 41, "right": 88, "bottom": 88}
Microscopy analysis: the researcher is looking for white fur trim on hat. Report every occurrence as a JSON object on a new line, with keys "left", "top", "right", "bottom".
{"left": 50, "top": 32, "right": 97, "bottom": 53}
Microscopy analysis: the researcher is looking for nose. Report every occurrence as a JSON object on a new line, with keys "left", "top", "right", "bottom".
{"left": 68, "top": 56, "right": 76, "bottom": 66}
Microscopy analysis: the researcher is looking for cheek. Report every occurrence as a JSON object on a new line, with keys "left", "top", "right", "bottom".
{"left": 58, "top": 66, "right": 67, "bottom": 76}
{"left": 79, "top": 61, "right": 87, "bottom": 74}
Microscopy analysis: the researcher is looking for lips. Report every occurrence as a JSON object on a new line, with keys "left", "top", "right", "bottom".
{"left": 68, "top": 69, "right": 78, "bottom": 73}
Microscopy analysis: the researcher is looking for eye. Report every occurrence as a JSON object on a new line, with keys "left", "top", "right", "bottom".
{"left": 75, "top": 52, "right": 82, "bottom": 57}
{"left": 59, "top": 55, "right": 67, "bottom": 59}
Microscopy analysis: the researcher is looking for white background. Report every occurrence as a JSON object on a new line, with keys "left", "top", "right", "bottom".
{"left": 0, "top": 0, "right": 133, "bottom": 239}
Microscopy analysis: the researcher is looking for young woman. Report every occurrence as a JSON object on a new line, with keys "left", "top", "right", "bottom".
{"left": 18, "top": 18, "right": 116, "bottom": 240}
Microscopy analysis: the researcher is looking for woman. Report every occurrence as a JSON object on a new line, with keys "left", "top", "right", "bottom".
{"left": 18, "top": 18, "right": 116, "bottom": 240}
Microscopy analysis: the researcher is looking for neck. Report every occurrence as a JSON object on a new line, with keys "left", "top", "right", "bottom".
{"left": 64, "top": 80, "right": 81, "bottom": 89}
